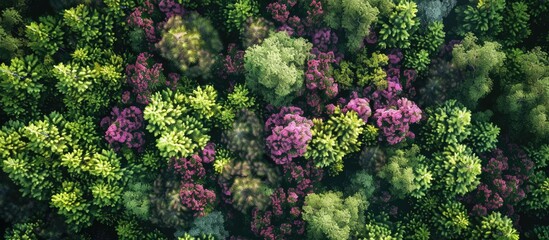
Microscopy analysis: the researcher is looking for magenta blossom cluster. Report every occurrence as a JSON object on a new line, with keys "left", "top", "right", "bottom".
{"left": 100, "top": 106, "right": 145, "bottom": 151}
{"left": 311, "top": 28, "right": 342, "bottom": 61}
{"left": 219, "top": 43, "right": 245, "bottom": 79}
{"left": 179, "top": 183, "right": 216, "bottom": 214}
{"left": 173, "top": 142, "right": 216, "bottom": 180}
{"left": 251, "top": 161, "right": 322, "bottom": 239}
{"left": 158, "top": 0, "right": 184, "bottom": 20}
{"left": 251, "top": 188, "right": 305, "bottom": 239}
{"left": 127, "top": 1, "right": 157, "bottom": 43}
{"left": 265, "top": 107, "right": 313, "bottom": 165}
{"left": 172, "top": 143, "right": 217, "bottom": 215}
{"left": 126, "top": 53, "right": 163, "bottom": 105}
{"left": 266, "top": 0, "right": 324, "bottom": 37}
{"left": 305, "top": 52, "right": 338, "bottom": 114}
{"left": 465, "top": 147, "right": 533, "bottom": 219}
{"left": 343, "top": 97, "right": 372, "bottom": 122}
{"left": 373, "top": 98, "right": 422, "bottom": 145}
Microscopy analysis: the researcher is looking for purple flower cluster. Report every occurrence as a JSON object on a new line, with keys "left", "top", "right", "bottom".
{"left": 251, "top": 188, "right": 305, "bottom": 239}
{"left": 305, "top": 52, "right": 338, "bottom": 114}
{"left": 265, "top": 107, "right": 313, "bottom": 165}
{"left": 179, "top": 182, "right": 216, "bottom": 214}
{"left": 343, "top": 97, "right": 372, "bottom": 122}
{"left": 251, "top": 161, "right": 322, "bottom": 239}
{"left": 172, "top": 143, "right": 217, "bottom": 215}
{"left": 127, "top": 1, "right": 157, "bottom": 43}
{"left": 125, "top": 53, "right": 163, "bottom": 105}
{"left": 173, "top": 142, "right": 216, "bottom": 180}
{"left": 100, "top": 106, "right": 145, "bottom": 151}
{"left": 219, "top": 43, "right": 245, "bottom": 79}
{"left": 465, "top": 147, "right": 533, "bottom": 219}
{"left": 373, "top": 98, "right": 422, "bottom": 145}
{"left": 158, "top": 0, "right": 184, "bottom": 20}
{"left": 266, "top": 0, "right": 324, "bottom": 37}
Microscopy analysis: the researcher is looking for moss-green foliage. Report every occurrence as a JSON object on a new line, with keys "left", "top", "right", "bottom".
{"left": 422, "top": 100, "right": 472, "bottom": 151}
{"left": 433, "top": 200, "right": 470, "bottom": 239}
{"left": 226, "top": 84, "right": 256, "bottom": 110}
{"left": 222, "top": 109, "right": 264, "bottom": 161}
{"left": 156, "top": 13, "right": 222, "bottom": 79}
{"left": 144, "top": 87, "right": 227, "bottom": 158}
{"left": 471, "top": 212, "right": 519, "bottom": 240}
{"left": 122, "top": 181, "right": 152, "bottom": 220}
{"left": 244, "top": 31, "right": 312, "bottom": 106}
{"left": 116, "top": 218, "right": 168, "bottom": 240}
{"left": 305, "top": 109, "right": 364, "bottom": 174}
{"left": 335, "top": 51, "right": 388, "bottom": 90}
{"left": 501, "top": 2, "right": 530, "bottom": 46}
{"left": 405, "top": 21, "right": 445, "bottom": 72}
{"left": 224, "top": 0, "right": 258, "bottom": 33}
{"left": 497, "top": 48, "right": 549, "bottom": 142}
{"left": 302, "top": 191, "right": 366, "bottom": 240}
{"left": 416, "top": 0, "right": 456, "bottom": 23}
{"left": 348, "top": 170, "right": 376, "bottom": 201}
{"left": 378, "top": 1, "right": 418, "bottom": 50}
{"left": 378, "top": 145, "right": 432, "bottom": 198}
{"left": 455, "top": 0, "right": 506, "bottom": 40}
{"left": 356, "top": 51, "right": 389, "bottom": 89}
{"left": 52, "top": 48, "right": 124, "bottom": 116}
{"left": 0, "top": 55, "right": 45, "bottom": 119}
{"left": 0, "top": 8, "right": 25, "bottom": 62}
{"left": 25, "top": 15, "right": 64, "bottom": 56}
{"left": 468, "top": 121, "right": 500, "bottom": 154}
{"left": 451, "top": 33, "right": 505, "bottom": 108}
{"left": 240, "top": 17, "right": 273, "bottom": 49}
{"left": 4, "top": 221, "right": 40, "bottom": 240}
{"left": 361, "top": 213, "right": 405, "bottom": 239}
{"left": 323, "top": 0, "right": 383, "bottom": 51}
{"left": 431, "top": 144, "right": 481, "bottom": 195}
{"left": 0, "top": 112, "right": 126, "bottom": 232}
{"left": 188, "top": 211, "right": 229, "bottom": 239}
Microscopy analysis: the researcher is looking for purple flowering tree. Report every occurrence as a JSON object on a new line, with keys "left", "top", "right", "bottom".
{"left": 265, "top": 107, "right": 313, "bottom": 165}
{"left": 172, "top": 143, "right": 217, "bottom": 216}
{"left": 343, "top": 97, "right": 372, "bottom": 122}
{"left": 373, "top": 98, "right": 422, "bottom": 145}
{"left": 100, "top": 106, "right": 146, "bottom": 151}
{"left": 251, "top": 161, "right": 323, "bottom": 239}
{"left": 464, "top": 146, "right": 533, "bottom": 222}
{"left": 125, "top": 52, "right": 163, "bottom": 105}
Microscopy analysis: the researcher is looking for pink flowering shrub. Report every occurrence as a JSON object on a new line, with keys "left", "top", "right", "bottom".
{"left": 127, "top": 1, "right": 158, "bottom": 43}
{"left": 100, "top": 106, "right": 145, "bottom": 151}
{"left": 172, "top": 143, "right": 217, "bottom": 215}
{"left": 173, "top": 142, "right": 216, "bottom": 181}
{"left": 373, "top": 98, "right": 422, "bottom": 145}
{"left": 305, "top": 52, "right": 338, "bottom": 114}
{"left": 158, "top": 0, "right": 184, "bottom": 20}
{"left": 125, "top": 53, "right": 164, "bottom": 105}
{"left": 251, "top": 161, "right": 322, "bottom": 239}
{"left": 265, "top": 107, "right": 313, "bottom": 165}
{"left": 343, "top": 98, "right": 372, "bottom": 122}
{"left": 179, "top": 183, "right": 216, "bottom": 214}
{"left": 218, "top": 43, "right": 245, "bottom": 79}
{"left": 465, "top": 147, "right": 533, "bottom": 220}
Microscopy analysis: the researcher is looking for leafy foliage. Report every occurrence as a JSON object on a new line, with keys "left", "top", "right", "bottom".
{"left": 244, "top": 31, "right": 312, "bottom": 106}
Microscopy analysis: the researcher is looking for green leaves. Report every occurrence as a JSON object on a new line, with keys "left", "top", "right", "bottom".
{"left": 378, "top": 0, "right": 418, "bottom": 49}
{"left": 305, "top": 109, "right": 364, "bottom": 174}
{"left": 244, "top": 31, "right": 312, "bottom": 106}
{"left": 472, "top": 212, "right": 519, "bottom": 240}
{"left": 432, "top": 144, "right": 481, "bottom": 195}
{"left": 144, "top": 88, "right": 222, "bottom": 158}
{"left": 25, "top": 15, "right": 63, "bottom": 56}
{"left": 0, "top": 55, "right": 45, "bottom": 119}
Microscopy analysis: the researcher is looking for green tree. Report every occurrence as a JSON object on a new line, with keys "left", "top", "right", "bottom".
{"left": 244, "top": 31, "right": 312, "bottom": 106}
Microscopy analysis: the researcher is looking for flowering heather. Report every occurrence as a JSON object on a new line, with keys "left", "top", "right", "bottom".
{"left": 373, "top": 98, "right": 422, "bottom": 145}
{"left": 127, "top": 3, "right": 157, "bottom": 43}
{"left": 343, "top": 97, "right": 372, "bottom": 122}
{"left": 179, "top": 183, "right": 216, "bottom": 214}
{"left": 265, "top": 107, "right": 313, "bottom": 165}
{"left": 125, "top": 53, "right": 163, "bottom": 105}
{"left": 100, "top": 106, "right": 145, "bottom": 151}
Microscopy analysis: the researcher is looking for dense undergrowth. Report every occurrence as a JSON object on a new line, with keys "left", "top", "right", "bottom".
{"left": 1, "top": 0, "right": 549, "bottom": 239}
